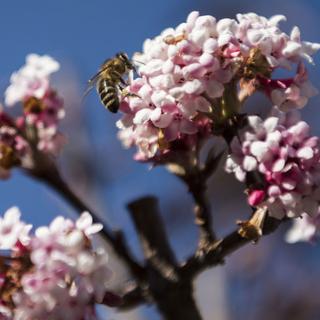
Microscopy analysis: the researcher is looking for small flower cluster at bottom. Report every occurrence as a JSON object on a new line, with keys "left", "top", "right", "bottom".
{"left": 225, "top": 108, "right": 320, "bottom": 243}
{"left": 0, "top": 207, "right": 116, "bottom": 320}
{"left": 225, "top": 109, "right": 320, "bottom": 220}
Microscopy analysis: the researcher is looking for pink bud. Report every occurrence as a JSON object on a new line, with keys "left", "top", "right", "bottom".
{"left": 248, "top": 190, "right": 266, "bottom": 207}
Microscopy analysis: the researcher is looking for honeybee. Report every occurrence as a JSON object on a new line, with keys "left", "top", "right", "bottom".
{"left": 85, "top": 52, "right": 135, "bottom": 113}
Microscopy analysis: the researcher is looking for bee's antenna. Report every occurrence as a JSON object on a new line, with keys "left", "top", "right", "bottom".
{"left": 131, "top": 60, "right": 144, "bottom": 77}
{"left": 133, "top": 59, "right": 145, "bottom": 66}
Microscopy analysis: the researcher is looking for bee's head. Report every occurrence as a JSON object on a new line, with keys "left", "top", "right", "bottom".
{"left": 116, "top": 52, "right": 135, "bottom": 70}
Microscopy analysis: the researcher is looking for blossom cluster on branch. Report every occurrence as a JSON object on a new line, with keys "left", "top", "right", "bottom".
{"left": 117, "top": 11, "right": 319, "bottom": 161}
{"left": 0, "top": 54, "right": 65, "bottom": 179}
{"left": 112, "top": 11, "right": 320, "bottom": 243}
{"left": 0, "top": 208, "right": 116, "bottom": 320}
{"left": 225, "top": 110, "right": 320, "bottom": 219}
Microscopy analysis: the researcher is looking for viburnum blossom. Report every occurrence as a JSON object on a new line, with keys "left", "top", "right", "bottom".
{"left": 225, "top": 109, "right": 320, "bottom": 219}
{"left": 0, "top": 54, "right": 66, "bottom": 178}
{"left": 6, "top": 54, "right": 65, "bottom": 154}
{"left": 116, "top": 11, "right": 320, "bottom": 161}
{"left": 226, "top": 13, "right": 320, "bottom": 67}
{"left": 5, "top": 54, "right": 60, "bottom": 106}
{"left": 0, "top": 111, "right": 31, "bottom": 179}
{"left": 0, "top": 207, "right": 31, "bottom": 250}
{"left": 0, "top": 208, "right": 116, "bottom": 320}
{"left": 264, "top": 63, "right": 319, "bottom": 111}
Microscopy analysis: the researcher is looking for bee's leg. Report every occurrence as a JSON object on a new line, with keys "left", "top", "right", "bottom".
{"left": 118, "top": 82, "right": 127, "bottom": 90}
{"left": 119, "top": 77, "right": 127, "bottom": 86}
{"left": 110, "top": 70, "right": 128, "bottom": 85}
{"left": 121, "top": 88, "right": 140, "bottom": 99}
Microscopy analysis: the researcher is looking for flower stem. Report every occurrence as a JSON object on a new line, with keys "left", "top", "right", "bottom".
{"left": 188, "top": 177, "right": 216, "bottom": 251}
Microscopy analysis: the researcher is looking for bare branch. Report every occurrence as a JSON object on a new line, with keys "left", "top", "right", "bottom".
{"left": 25, "top": 152, "right": 146, "bottom": 283}
{"left": 181, "top": 168, "right": 216, "bottom": 252}
{"left": 127, "top": 196, "right": 203, "bottom": 320}
{"left": 180, "top": 215, "right": 283, "bottom": 279}
{"left": 127, "top": 196, "right": 177, "bottom": 279}
{"left": 118, "top": 285, "right": 146, "bottom": 310}
{"left": 174, "top": 150, "right": 224, "bottom": 252}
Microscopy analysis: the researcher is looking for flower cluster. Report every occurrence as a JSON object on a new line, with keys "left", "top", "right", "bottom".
{"left": 0, "top": 112, "right": 31, "bottom": 179}
{"left": 116, "top": 11, "right": 319, "bottom": 161}
{"left": 262, "top": 62, "right": 318, "bottom": 112}
{"left": 0, "top": 208, "right": 116, "bottom": 320}
{"left": 225, "top": 110, "right": 320, "bottom": 219}
{"left": 5, "top": 54, "right": 60, "bottom": 106}
{"left": 0, "top": 54, "right": 65, "bottom": 178}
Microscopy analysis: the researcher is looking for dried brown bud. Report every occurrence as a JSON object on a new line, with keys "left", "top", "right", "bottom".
{"left": 0, "top": 144, "right": 20, "bottom": 169}
{"left": 158, "top": 129, "right": 170, "bottom": 151}
{"left": 23, "top": 97, "right": 46, "bottom": 114}
{"left": 242, "top": 48, "right": 272, "bottom": 79}
{"left": 237, "top": 207, "right": 267, "bottom": 242}
{"left": 163, "top": 33, "right": 186, "bottom": 45}
{"left": 239, "top": 78, "right": 260, "bottom": 102}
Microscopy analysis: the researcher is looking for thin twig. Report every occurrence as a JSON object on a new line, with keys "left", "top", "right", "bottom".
{"left": 180, "top": 215, "right": 283, "bottom": 279}
{"left": 24, "top": 151, "right": 146, "bottom": 283}
{"left": 180, "top": 167, "right": 216, "bottom": 252}
{"left": 127, "top": 196, "right": 202, "bottom": 320}
{"left": 127, "top": 196, "right": 178, "bottom": 280}
{"left": 189, "top": 176, "right": 215, "bottom": 247}
{"left": 177, "top": 150, "right": 224, "bottom": 251}
{"left": 117, "top": 285, "right": 147, "bottom": 310}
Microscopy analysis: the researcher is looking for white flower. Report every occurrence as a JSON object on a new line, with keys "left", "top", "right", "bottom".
{"left": 0, "top": 207, "right": 31, "bottom": 249}
{"left": 5, "top": 54, "right": 60, "bottom": 106}
{"left": 76, "top": 212, "right": 103, "bottom": 237}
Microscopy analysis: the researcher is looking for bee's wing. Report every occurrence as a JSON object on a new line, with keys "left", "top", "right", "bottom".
{"left": 82, "top": 58, "right": 114, "bottom": 101}
{"left": 82, "top": 84, "right": 95, "bottom": 101}
{"left": 82, "top": 68, "right": 107, "bottom": 101}
{"left": 128, "top": 70, "right": 134, "bottom": 84}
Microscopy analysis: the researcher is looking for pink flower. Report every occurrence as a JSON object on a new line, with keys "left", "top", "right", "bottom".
{"left": 75, "top": 211, "right": 103, "bottom": 237}
{"left": 225, "top": 109, "right": 320, "bottom": 219}
{"left": 0, "top": 54, "right": 65, "bottom": 167}
{"left": 117, "top": 11, "right": 229, "bottom": 160}
{"left": 248, "top": 190, "right": 266, "bottom": 206}
{"left": 0, "top": 112, "right": 31, "bottom": 178}
{"left": 0, "top": 208, "right": 114, "bottom": 319}
{"left": 0, "top": 303, "right": 12, "bottom": 319}
{"left": 0, "top": 207, "right": 31, "bottom": 250}
{"left": 116, "top": 11, "right": 319, "bottom": 161}
{"left": 235, "top": 13, "right": 320, "bottom": 67}
{"left": 269, "top": 63, "right": 318, "bottom": 111}
{"left": 5, "top": 54, "right": 60, "bottom": 107}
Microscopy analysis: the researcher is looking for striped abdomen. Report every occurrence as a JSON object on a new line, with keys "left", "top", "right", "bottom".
{"left": 97, "top": 79, "right": 119, "bottom": 113}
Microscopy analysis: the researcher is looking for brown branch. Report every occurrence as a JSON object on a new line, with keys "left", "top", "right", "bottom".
{"left": 127, "top": 196, "right": 177, "bottom": 279}
{"left": 24, "top": 151, "right": 146, "bottom": 284}
{"left": 177, "top": 150, "right": 224, "bottom": 252}
{"left": 118, "top": 285, "right": 147, "bottom": 310}
{"left": 181, "top": 169, "right": 216, "bottom": 252}
{"left": 127, "top": 196, "right": 203, "bottom": 320}
{"left": 180, "top": 215, "right": 283, "bottom": 279}
{"left": 190, "top": 179, "right": 215, "bottom": 247}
